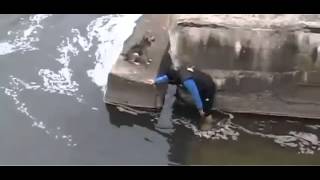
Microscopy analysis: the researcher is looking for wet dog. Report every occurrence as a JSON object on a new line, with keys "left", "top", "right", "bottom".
{"left": 121, "top": 32, "right": 155, "bottom": 65}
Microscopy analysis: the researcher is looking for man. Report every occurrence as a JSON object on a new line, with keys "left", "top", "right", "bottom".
{"left": 149, "top": 65, "right": 217, "bottom": 125}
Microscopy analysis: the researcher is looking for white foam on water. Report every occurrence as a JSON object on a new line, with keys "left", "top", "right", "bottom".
{"left": 39, "top": 68, "right": 79, "bottom": 95}
{"left": 231, "top": 121, "right": 320, "bottom": 155}
{"left": 37, "top": 36, "right": 84, "bottom": 102}
{"left": 55, "top": 37, "right": 79, "bottom": 66}
{"left": 172, "top": 112, "right": 240, "bottom": 141}
{"left": 91, "top": 107, "right": 99, "bottom": 111}
{"left": 173, "top": 111, "right": 320, "bottom": 154}
{"left": 237, "top": 125, "right": 320, "bottom": 155}
{"left": 0, "top": 75, "right": 76, "bottom": 147}
{"left": 0, "top": 14, "right": 51, "bottom": 56}
{"left": 39, "top": 14, "right": 141, "bottom": 107}
{"left": 35, "top": 15, "right": 142, "bottom": 103}
{"left": 0, "top": 42, "right": 15, "bottom": 55}
{"left": 0, "top": 15, "right": 141, "bottom": 147}
{"left": 73, "top": 14, "right": 142, "bottom": 92}
{"left": 71, "top": 28, "right": 91, "bottom": 52}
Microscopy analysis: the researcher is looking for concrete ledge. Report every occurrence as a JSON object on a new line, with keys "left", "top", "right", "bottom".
{"left": 105, "top": 14, "right": 320, "bottom": 119}
{"left": 104, "top": 14, "right": 170, "bottom": 109}
{"left": 217, "top": 92, "right": 320, "bottom": 119}
{"left": 168, "top": 14, "right": 320, "bottom": 119}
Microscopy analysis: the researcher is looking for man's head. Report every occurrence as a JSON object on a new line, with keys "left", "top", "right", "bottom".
{"left": 170, "top": 63, "right": 195, "bottom": 72}
{"left": 170, "top": 63, "right": 180, "bottom": 71}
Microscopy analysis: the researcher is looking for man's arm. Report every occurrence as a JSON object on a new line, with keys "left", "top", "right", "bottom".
{"left": 182, "top": 79, "right": 204, "bottom": 114}
{"left": 154, "top": 75, "right": 169, "bottom": 85}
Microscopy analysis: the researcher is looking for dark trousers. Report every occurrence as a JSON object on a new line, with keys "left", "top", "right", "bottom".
{"left": 175, "top": 87, "right": 215, "bottom": 114}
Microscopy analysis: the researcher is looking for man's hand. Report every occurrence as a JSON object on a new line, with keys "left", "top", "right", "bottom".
{"left": 199, "top": 109, "right": 205, "bottom": 118}
{"left": 146, "top": 79, "right": 155, "bottom": 85}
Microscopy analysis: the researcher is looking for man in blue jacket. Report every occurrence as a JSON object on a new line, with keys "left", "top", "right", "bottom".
{"left": 149, "top": 65, "right": 217, "bottom": 121}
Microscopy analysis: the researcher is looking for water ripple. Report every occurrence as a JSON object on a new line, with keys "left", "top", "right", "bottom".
{"left": 0, "top": 75, "right": 77, "bottom": 147}
{"left": 173, "top": 111, "right": 320, "bottom": 155}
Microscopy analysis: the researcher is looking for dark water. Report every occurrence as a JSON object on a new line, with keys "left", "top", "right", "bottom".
{"left": 1, "top": 14, "right": 320, "bottom": 165}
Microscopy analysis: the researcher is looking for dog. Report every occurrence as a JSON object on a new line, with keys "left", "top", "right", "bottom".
{"left": 121, "top": 32, "right": 155, "bottom": 65}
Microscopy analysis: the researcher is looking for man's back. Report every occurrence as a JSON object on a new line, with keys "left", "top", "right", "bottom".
{"left": 166, "top": 67, "right": 216, "bottom": 98}
{"left": 191, "top": 69, "right": 216, "bottom": 97}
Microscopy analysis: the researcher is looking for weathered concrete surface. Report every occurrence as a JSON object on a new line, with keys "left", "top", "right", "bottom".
{"left": 105, "top": 14, "right": 320, "bottom": 119}
{"left": 104, "top": 15, "right": 170, "bottom": 109}
{"left": 168, "top": 14, "right": 320, "bottom": 71}
{"left": 169, "top": 14, "right": 320, "bottom": 119}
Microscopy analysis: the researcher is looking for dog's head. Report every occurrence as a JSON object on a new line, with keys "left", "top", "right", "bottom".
{"left": 142, "top": 32, "right": 156, "bottom": 46}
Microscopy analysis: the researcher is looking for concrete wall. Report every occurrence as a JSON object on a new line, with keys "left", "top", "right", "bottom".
{"left": 168, "top": 14, "right": 320, "bottom": 118}
{"left": 168, "top": 14, "right": 320, "bottom": 72}
{"left": 105, "top": 14, "right": 320, "bottom": 119}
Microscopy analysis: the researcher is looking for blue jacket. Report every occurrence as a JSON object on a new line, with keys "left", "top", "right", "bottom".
{"left": 155, "top": 73, "right": 203, "bottom": 110}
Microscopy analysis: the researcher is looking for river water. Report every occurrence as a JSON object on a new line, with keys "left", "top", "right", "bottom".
{"left": 1, "top": 14, "right": 320, "bottom": 165}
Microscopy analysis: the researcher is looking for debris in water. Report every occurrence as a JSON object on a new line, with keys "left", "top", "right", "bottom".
{"left": 91, "top": 107, "right": 99, "bottom": 111}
